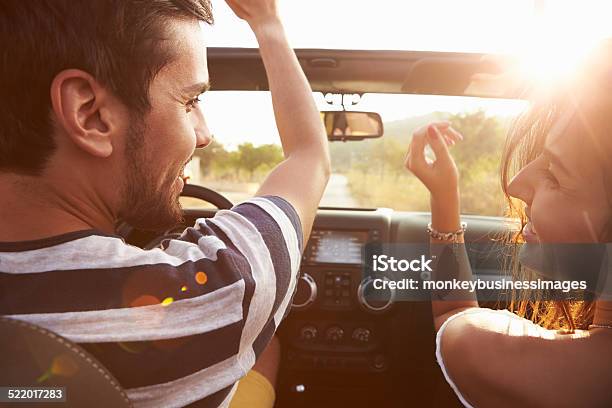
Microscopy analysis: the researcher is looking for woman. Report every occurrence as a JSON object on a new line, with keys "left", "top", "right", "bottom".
{"left": 405, "top": 44, "right": 612, "bottom": 407}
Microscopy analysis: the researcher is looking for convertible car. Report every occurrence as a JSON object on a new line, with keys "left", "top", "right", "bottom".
{"left": 120, "top": 47, "right": 524, "bottom": 408}
{"left": 5, "top": 1, "right": 610, "bottom": 406}
{"left": 0, "top": 44, "right": 525, "bottom": 407}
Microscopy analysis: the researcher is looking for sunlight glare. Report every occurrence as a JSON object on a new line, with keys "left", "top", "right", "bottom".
{"left": 517, "top": 1, "right": 611, "bottom": 90}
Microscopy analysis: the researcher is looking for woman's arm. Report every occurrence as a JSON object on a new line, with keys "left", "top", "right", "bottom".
{"left": 404, "top": 123, "right": 478, "bottom": 330}
{"left": 405, "top": 124, "right": 608, "bottom": 407}
{"left": 439, "top": 309, "right": 602, "bottom": 407}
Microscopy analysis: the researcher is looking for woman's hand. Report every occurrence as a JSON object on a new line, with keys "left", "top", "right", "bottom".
{"left": 405, "top": 122, "right": 464, "bottom": 232}
{"left": 225, "top": 0, "right": 279, "bottom": 28}
{"left": 404, "top": 122, "right": 463, "bottom": 200}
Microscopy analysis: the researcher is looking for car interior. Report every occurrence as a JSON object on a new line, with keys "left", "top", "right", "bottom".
{"left": 117, "top": 48, "right": 520, "bottom": 408}
{"left": 0, "top": 44, "right": 523, "bottom": 407}
{"left": 6, "top": 0, "right": 612, "bottom": 405}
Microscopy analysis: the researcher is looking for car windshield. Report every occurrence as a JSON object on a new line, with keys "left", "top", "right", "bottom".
{"left": 182, "top": 92, "right": 528, "bottom": 215}
{"left": 185, "top": 1, "right": 612, "bottom": 215}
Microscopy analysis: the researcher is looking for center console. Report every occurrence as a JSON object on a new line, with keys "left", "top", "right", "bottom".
{"left": 278, "top": 209, "right": 397, "bottom": 405}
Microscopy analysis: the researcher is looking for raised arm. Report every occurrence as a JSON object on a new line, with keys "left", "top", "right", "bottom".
{"left": 404, "top": 123, "right": 478, "bottom": 330}
{"left": 226, "top": 0, "right": 331, "bottom": 245}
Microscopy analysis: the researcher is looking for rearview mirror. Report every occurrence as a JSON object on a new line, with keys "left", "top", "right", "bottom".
{"left": 322, "top": 111, "right": 384, "bottom": 141}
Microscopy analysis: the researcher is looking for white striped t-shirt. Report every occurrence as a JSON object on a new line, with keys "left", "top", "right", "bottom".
{"left": 0, "top": 195, "right": 303, "bottom": 408}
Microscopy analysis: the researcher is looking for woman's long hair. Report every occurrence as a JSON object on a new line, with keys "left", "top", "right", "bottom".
{"left": 499, "top": 42, "right": 612, "bottom": 331}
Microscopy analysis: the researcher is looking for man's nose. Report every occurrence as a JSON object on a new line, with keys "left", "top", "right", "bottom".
{"left": 191, "top": 106, "right": 212, "bottom": 148}
{"left": 196, "top": 127, "right": 213, "bottom": 149}
{"left": 506, "top": 163, "right": 535, "bottom": 205}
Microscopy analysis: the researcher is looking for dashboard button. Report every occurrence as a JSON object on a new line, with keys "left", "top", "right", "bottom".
{"left": 325, "top": 326, "right": 344, "bottom": 343}
{"left": 352, "top": 328, "right": 371, "bottom": 343}
{"left": 372, "top": 354, "right": 387, "bottom": 371}
{"left": 299, "top": 325, "right": 318, "bottom": 342}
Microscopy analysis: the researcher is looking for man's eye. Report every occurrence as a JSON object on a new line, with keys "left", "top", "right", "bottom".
{"left": 186, "top": 94, "right": 203, "bottom": 112}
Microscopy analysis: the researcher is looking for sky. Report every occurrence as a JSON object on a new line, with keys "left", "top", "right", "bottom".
{"left": 204, "top": 0, "right": 612, "bottom": 53}
{"left": 200, "top": 0, "right": 612, "bottom": 149}
{"left": 204, "top": 0, "right": 534, "bottom": 53}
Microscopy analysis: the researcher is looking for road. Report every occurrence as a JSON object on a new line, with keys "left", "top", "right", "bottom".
{"left": 319, "top": 173, "right": 358, "bottom": 208}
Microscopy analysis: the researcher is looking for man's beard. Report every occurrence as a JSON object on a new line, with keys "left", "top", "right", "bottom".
{"left": 118, "top": 120, "right": 184, "bottom": 231}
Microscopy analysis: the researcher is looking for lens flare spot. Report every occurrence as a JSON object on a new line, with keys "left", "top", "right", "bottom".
{"left": 37, "top": 354, "right": 79, "bottom": 383}
{"left": 118, "top": 342, "right": 143, "bottom": 354}
{"left": 161, "top": 297, "right": 174, "bottom": 306}
{"left": 52, "top": 354, "right": 79, "bottom": 377}
{"left": 195, "top": 271, "right": 208, "bottom": 285}
{"left": 130, "top": 294, "right": 160, "bottom": 308}
{"left": 181, "top": 285, "right": 188, "bottom": 292}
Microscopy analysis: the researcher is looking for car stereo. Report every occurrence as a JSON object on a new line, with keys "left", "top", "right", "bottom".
{"left": 302, "top": 229, "right": 379, "bottom": 265}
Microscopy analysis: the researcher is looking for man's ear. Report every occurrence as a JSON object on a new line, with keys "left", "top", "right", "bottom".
{"left": 50, "top": 69, "right": 123, "bottom": 158}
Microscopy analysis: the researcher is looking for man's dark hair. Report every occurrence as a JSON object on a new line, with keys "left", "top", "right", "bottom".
{"left": 0, "top": 0, "right": 213, "bottom": 175}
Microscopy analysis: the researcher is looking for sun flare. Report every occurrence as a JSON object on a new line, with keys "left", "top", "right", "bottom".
{"left": 517, "top": 0, "right": 611, "bottom": 88}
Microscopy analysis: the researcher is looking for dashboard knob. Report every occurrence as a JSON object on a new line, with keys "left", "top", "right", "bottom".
{"left": 372, "top": 354, "right": 387, "bottom": 371}
{"left": 325, "top": 326, "right": 344, "bottom": 343}
{"left": 299, "top": 325, "right": 318, "bottom": 341}
{"left": 357, "top": 277, "right": 395, "bottom": 313}
{"left": 352, "top": 328, "right": 371, "bottom": 343}
{"left": 292, "top": 273, "right": 317, "bottom": 310}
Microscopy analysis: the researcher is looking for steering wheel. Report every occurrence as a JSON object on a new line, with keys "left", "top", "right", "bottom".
{"left": 180, "top": 184, "right": 233, "bottom": 210}
{"left": 116, "top": 184, "right": 234, "bottom": 245}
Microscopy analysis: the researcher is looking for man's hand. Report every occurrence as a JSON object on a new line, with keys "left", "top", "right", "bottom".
{"left": 225, "top": 0, "right": 279, "bottom": 28}
{"left": 225, "top": 0, "right": 330, "bottom": 247}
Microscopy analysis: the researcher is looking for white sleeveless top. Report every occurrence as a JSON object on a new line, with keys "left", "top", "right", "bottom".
{"left": 435, "top": 308, "right": 531, "bottom": 408}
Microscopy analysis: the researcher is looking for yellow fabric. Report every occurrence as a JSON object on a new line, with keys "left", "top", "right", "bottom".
{"left": 229, "top": 369, "right": 275, "bottom": 408}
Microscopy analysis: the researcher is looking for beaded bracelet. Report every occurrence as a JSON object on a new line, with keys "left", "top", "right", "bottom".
{"left": 426, "top": 222, "right": 467, "bottom": 242}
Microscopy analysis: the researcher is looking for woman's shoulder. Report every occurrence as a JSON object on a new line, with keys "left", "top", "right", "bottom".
{"left": 439, "top": 307, "right": 557, "bottom": 342}
{"left": 436, "top": 307, "right": 611, "bottom": 407}
{"left": 435, "top": 308, "right": 542, "bottom": 407}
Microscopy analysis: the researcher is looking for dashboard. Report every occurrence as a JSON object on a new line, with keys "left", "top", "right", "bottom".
{"left": 278, "top": 208, "right": 402, "bottom": 407}
{"left": 279, "top": 208, "right": 510, "bottom": 408}
{"left": 127, "top": 207, "right": 510, "bottom": 408}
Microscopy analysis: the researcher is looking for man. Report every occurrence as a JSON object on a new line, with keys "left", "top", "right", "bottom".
{"left": 0, "top": 0, "right": 330, "bottom": 407}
